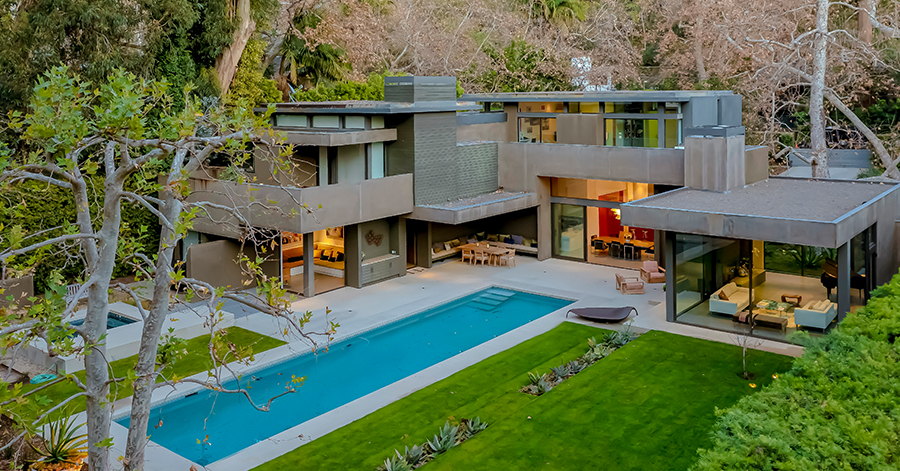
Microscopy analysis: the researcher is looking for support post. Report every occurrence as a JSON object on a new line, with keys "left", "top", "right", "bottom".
{"left": 837, "top": 242, "right": 850, "bottom": 321}
{"left": 303, "top": 232, "right": 315, "bottom": 297}
{"left": 665, "top": 231, "right": 676, "bottom": 322}
{"left": 345, "top": 224, "right": 361, "bottom": 288}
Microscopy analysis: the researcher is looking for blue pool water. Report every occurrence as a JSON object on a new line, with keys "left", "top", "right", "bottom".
{"left": 117, "top": 288, "right": 571, "bottom": 464}
{"left": 70, "top": 312, "right": 137, "bottom": 329}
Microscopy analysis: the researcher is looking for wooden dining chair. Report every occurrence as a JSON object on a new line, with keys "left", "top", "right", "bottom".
{"left": 461, "top": 248, "right": 475, "bottom": 264}
{"left": 499, "top": 249, "right": 516, "bottom": 268}
{"left": 473, "top": 249, "right": 490, "bottom": 265}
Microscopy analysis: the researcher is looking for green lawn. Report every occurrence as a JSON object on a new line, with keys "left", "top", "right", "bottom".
{"left": 254, "top": 324, "right": 793, "bottom": 471}
{"left": 21, "top": 326, "right": 285, "bottom": 413}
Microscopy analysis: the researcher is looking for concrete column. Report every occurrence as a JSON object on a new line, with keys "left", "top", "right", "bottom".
{"left": 537, "top": 176, "right": 552, "bottom": 261}
{"left": 838, "top": 241, "right": 851, "bottom": 322}
{"left": 416, "top": 222, "right": 433, "bottom": 268}
{"left": 302, "top": 232, "right": 315, "bottom": 297}
{"left": 345, "top": 224, "right": 361, "bottom": 288}
{"left": 664, "top": 231, "right": 676, "bottom": 322}
{"left": 504, "top": 104, "right": 518, "bottom": 142}
{"left": 318, "top": 147, "right": 328, "bottom": 185}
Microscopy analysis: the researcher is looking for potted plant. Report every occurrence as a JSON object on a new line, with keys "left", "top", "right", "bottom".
{"left": 28, "top": 409, "right": 88, "bottom": 471}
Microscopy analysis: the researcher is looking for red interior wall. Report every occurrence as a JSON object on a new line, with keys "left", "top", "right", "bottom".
{"left": 597, "top": 208, "right": 621, "bottom": 237}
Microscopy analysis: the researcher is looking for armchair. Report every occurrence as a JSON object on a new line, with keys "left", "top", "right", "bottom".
{"left": 616, "top": 273, "right": 645, "bottom": 295}
{"left": 640, "top": 261, "right": 665, "bottom": 283}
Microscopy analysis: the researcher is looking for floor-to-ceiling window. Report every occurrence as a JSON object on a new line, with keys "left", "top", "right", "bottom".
{"left": 550, "top": 178, "right": 674, "bottom": 269}
{"left": 672, "top": 229, "right": 875, "bottom": 342}
{"left": 552, "top": 203, "right": 585, "bottom": 260}
{"left": 518, "top": 117, "right": 557, "bottom": 143}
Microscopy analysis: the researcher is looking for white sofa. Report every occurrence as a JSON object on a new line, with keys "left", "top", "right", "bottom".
{"left": 794, "top": 300, "right": 837, "bottom": 330}
{"left": 709, "top": 282, "right": 750, "bottom": 315}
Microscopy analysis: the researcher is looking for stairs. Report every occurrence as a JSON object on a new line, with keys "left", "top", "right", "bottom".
{"left": 468, "top": 288, "right": 516, "bottom": 311}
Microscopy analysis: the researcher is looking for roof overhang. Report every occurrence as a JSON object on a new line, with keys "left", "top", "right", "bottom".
{"left": 408, "top": 191, "right": 539, "bottom": 225}
{"left": 622, "top": 177, "right": 900, "bottom": 248}
{"left": 461, "top": 90, "right": 735, "bottom": 103}
{"left": 280, "top": 128, "right": 397, "bottom": 146}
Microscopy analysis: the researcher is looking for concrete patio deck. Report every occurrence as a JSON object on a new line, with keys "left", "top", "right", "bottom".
{"left": 109, "top": 257, "right": 802, "bottom": 471}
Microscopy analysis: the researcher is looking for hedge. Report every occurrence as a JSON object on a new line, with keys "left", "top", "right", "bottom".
{"left": 0, "top": 177, "right": 160, "bottom": 292}
{"left": 692, "top": 272, "right": 900, "bottom": 470}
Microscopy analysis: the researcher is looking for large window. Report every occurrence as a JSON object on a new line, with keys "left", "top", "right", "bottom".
{"left": 518, "top": 102, "right": 564, "bottom": 113}
{"left": 605, "top": 102, "right": 658, "bottom": 114}
{"left": 552, "top": 203, "right": 585, "bottom": 260}
{"left": 605, "top": 119, "right": 659, "bottom": 147}
{"left": 518, "top": 117, "right": 557, "bottom": 143}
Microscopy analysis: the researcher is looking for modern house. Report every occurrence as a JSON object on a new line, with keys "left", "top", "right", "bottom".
{"left": 181, "top": 76, "right": 900, "bottom": 341}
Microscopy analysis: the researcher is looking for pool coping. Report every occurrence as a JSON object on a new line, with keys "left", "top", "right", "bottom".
{"left": 109, "top": 283, "right": 585, "bottom": 470}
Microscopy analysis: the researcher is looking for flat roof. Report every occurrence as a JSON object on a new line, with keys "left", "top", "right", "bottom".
{"left": 259, "top": 101, "right": 478, "bottom": 115}
{"left": 461, "top": 90, "right": 735, "bottom": 103}
{"left": 622, "top": 177, "right": 900, "bottom": 248}
{"left": 409, "top": 191, "right": 539, "bottom": 225}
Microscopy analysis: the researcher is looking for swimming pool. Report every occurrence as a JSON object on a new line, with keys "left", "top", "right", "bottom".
{"left": 118, "top": 287, "right": 571, "bottom": 464}
{"left": 69, "top": 312, "right": 137, "bottom": 329}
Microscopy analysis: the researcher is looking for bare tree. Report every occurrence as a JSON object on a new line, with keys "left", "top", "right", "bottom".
{"left": 0, "top": 67, "right": 333, "bottom": 471}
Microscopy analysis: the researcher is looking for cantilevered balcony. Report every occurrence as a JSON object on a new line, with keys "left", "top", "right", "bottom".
{"left": 187, "top": 174, "right": 414, "bottom": 238}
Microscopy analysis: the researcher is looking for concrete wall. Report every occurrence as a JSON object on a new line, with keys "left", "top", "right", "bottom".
{"left": 498, "top": 142, "right": 685, "bottom": 192}
{"left": 185, "top": 239, "right": 279, "bottom": 290}
{"left": 556, "top": 114, "right": 604, "bottom": 146}
{"left": 745, "top": 145, "right": 769, "bottom": 185}
{"left": 188, "top": 174, "right": 414, "bottom": 238}
{"left": 457, "top": 122, "right": 508, "bottom": 142}
{"left": 337, "top": 144, "right": 366, "bottom": 184}
{"left": 683, "top": 135, "right": 746, "bottom": 192}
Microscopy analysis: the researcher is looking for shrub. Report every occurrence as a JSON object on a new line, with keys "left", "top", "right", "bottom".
{"left": 691, "top": 271, "right": 900, "bottom": 470}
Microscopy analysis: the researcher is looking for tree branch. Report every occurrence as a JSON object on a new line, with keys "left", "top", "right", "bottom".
{"left": 0, "top": 233, "right": 98, "bottom": 262}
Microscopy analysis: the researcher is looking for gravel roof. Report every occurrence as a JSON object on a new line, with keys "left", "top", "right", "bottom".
{"left": 629, "top": 178, "right": 896, "bottom": 222}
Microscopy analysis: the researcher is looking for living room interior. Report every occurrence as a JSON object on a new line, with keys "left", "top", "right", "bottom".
{"left": 672, "top": 233, "right": 867, "bottom": 342}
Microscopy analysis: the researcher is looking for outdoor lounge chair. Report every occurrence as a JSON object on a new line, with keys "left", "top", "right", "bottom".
{"left": 566, "top": 306, "right": 638, "bottom": 323}
{"left": 615, "top": 273, "right": 644, "bottom": 295}
{"left": 640, "top": 261, "right": 665, "bottom": 283}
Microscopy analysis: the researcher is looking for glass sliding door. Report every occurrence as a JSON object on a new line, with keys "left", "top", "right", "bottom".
{"left": 552, "top": 203, "right": 585, "bottom": 260}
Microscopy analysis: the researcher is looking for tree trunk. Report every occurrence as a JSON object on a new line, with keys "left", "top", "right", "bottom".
{"left": 693, "top": 19, "right": 709, "bottom": 82}
{"left": 859, "top": 0, "right": 874, "bottom": 44}
{"left": 809, "top": 0, "right": 830, "bottom": 178}
{"left": 84, "top": 184, "right": 124, "bottom": 471}
{"left": 215, "top": 0, "right": 257, "bottom": 96}
{"left": 122, "top": 192, "right": 183, "bottom": 471}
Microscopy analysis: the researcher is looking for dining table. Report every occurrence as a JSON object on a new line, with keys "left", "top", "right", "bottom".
{"left": 459, "top": 243, "right": 509, "bottom": 266}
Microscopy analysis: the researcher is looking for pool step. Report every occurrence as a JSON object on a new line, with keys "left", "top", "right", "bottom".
{"left": 469, "top": 300, "right": 498, "bottom": 311}
{"left": 485, "top": 288, "right": 516, "bottom": 298}
{"left": 479, "top": 293, "right": 508, "bottom": 303}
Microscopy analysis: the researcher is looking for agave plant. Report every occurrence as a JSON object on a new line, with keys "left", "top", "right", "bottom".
{"left": 28, "top": 410, "right": 88, "bottom": 466}
{"left": 426, "top": 422, "right": 459, "bottom": 455}
{"left": 466, "top": 417, "right": 489, "bottom": 435}
{"left": 527, "top": 371, "right": 543, "bottom": 386}
{"left": 551, "top": 364, "right": 571, "bottom": 378}
{"left": 402, "top": 444, "right": 425, "bottom": 467}
{"left": 382, "top": 453, "right": 413, "bottom": 471}
{"left": 567, "top": 360, "right": 586, "bottom": 374}
{"left": 536, "top": 377, "right": 555, "bottom": 394}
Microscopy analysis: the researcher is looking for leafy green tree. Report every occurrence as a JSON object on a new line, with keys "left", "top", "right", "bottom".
{"left": 277, "top": 12, "right": 351, "bottom": 88}
{"left": 530, "top": 0, "right": 587, "bottom": 23}
{"left": 0, "top": 0, "right": 146, "bottom": 111}
{"left": 0, "top": 67, "right": 333, "bottom": 471}
{"left": 474, "top": 41, "right": 572, "bottom": 93}
{"left": 227, "top": 39, "right": 282, "bottom": 105}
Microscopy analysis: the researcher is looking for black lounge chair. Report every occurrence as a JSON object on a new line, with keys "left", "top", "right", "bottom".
{"left": 566, "top": 307, "right": 638, "bottom": 323}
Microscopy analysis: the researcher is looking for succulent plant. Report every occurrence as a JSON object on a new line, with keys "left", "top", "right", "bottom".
{"left": 567, "top": 360, "right": 586, "bottom": 374}
{"left": 426, "top": 422, "right": 459, "bottom": 455}
{"left": 527, "top": 371, "right": 543, "bottom": 386}
{"left": 467, "top": 417, "right": 488, "bottom": 435}
{"left": 382, "top": 454, "right": 412, "bottom": 471}
{"left": 402, "top": 444, "right": 425, "bottom": 466}
{"left": 536, "top": 377, "right": 554, "bottom": 394}
{"left": 551, "top": 364, "right": 571, "bottom": 378}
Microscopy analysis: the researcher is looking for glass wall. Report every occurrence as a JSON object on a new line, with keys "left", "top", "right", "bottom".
{"left": 605, "top": 119, "right": 659, "bottom": 147}
{"left": 605, "top": 102, "right": 658, "bottom": 114}
{"left": 570, "top": 102, "right": 601, "bottom": 113}
{"left": 518, "top": 102, "right": 564, "bottom": 113}
{"left": 551, "top": 203, "right": 585, "bottom": 260}
{"left": 518, "top": 117, "right": 557, "bottom": 143}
